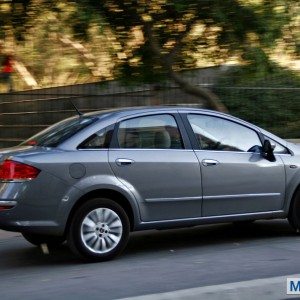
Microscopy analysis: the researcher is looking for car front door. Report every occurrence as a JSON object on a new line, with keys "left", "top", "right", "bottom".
{"left": 184, "top": 113, "right": 286, "bottom": 217}
{"left": 109, "top": 112, "right": 202, "bottom": 222}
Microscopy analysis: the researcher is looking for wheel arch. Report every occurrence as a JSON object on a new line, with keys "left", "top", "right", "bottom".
{"left": 64, "top": 188, "right": 138, "bottom": 235}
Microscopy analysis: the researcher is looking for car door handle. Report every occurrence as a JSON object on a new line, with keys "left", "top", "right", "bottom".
{"left": 115, "top": 158, "right": 135, "bottom": 166}
{"left": 202, "top": 159, "right": 220, "bottom": 167}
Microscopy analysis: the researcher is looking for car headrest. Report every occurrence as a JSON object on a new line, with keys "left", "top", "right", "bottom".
{"left": 154, "top": 130, "right": 171, "bottom": 149}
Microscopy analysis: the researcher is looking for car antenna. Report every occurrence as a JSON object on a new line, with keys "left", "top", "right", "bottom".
{"left": 70, "top": 100, "right": 83, "bottom": 116}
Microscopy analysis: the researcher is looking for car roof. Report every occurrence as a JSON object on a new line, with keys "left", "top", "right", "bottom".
{"left": 84, "top": 106, "right": 260, "bottom": 131}
{"left": 84, "top": 106, "right": 229, "bottom": 119}
{"left": 61, "top": 106, "right": 289, "bottom": 150}
{"left": 84, "top": 106, "right": 179, "bottom": 118}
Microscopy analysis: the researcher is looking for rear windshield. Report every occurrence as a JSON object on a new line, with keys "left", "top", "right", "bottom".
{"left": 20, "top": 117, "right": 98, "bottom": 147}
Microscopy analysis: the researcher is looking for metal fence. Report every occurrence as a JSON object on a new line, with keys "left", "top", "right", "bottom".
{"left": 0, "top": 75, "right": 299, "bottom": 148}
{"left": 213, "top": 84, "right": 300, "bottom": 139}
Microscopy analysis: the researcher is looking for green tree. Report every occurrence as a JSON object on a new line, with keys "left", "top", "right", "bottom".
{"left": 1, "top": 1, "right": 298, "bottom": 99}
{"left": 0, "top": 0, "right": 119, "bottom": 89}
{"left": 72, "top": 0, "right": 298, "bottom": 111}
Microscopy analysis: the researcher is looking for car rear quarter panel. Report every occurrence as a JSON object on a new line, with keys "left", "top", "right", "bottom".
{"left": 12, "top": 149, "right": 141, "bottom": 232}
{"left": 0, "top": 170, "right": 74, "bottom": 234}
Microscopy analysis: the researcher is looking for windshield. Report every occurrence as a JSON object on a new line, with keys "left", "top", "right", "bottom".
{"left": 20, "top": 116, "right": 98, "bottom": 147}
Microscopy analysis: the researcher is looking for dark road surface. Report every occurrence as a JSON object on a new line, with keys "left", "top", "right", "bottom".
{"left": 1, "top": 220, "right": 300, "bottom": 299}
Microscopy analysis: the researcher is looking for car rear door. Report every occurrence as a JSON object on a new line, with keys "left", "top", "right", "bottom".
{"left": 182, "top": 112, "right": 286, "bottom": 217}
{"left": 108, "top": 112, "right": 203, "bottom": 222}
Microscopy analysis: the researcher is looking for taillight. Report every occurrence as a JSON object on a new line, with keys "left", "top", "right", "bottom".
{"left": 0, "top": 160, "right": 40, "bottom": 181}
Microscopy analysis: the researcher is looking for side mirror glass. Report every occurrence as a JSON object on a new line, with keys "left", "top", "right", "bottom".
{"left": 262, "top": 140, "right": 275, "bottom": 162}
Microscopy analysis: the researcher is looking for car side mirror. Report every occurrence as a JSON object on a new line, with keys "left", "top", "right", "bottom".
{"left": 262, "top": 140, "right": 275, "bottom": 162}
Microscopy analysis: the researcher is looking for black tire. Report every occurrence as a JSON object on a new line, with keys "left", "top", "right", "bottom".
{"left": 22, "top": 232, "right": 65, "bottom": 247}
{"left": 288, "top": 188, "right": 300, "bottom": 232}
{"left": 67, "top": 198, "right": 130, "bottom": 262}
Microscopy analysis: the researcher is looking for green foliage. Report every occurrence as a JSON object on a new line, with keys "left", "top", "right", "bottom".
{"left": 74, "top": 0, "right": 298, "bottom": 83}
{"left": 0, "top": 0, "right": 298, "bottom": 90}
{"left": 119, "top": 41, "right": 166, "bottom": 84}
{"left": 0, "top": 1, "right": 120, "bottom": 89}
{"left": 215, "top": 65, "right": 300, "bottom": 138}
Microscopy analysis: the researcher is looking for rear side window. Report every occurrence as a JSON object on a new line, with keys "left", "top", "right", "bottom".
{"left": 118, "top": 114, "right": 183, "bottom": 149}
{"left": 78, "top": 125, "right": 114, "bottom": 149}
{"left": 21, "top": 117, "right": 98, "bottom": 147}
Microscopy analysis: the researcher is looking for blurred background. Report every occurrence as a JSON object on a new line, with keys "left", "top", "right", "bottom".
{"left": 0, "top": 0, "right": 299, "bottom": 147}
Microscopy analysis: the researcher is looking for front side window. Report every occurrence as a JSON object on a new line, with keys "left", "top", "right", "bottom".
{"left": 118, "top": 114, "right": 183, "bottom": 149}
{"left": 187, "top": 114, "right": 262, "bottom": 152}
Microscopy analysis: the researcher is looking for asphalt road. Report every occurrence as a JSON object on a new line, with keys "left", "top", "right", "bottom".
{"left": 1, "top": 220, "right": 300, "bottom": 300}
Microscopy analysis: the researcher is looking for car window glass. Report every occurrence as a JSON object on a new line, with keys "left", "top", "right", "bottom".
{"left": 20, "top": 117, "right": 98, "bottom": 147}
{"left": 187, "top": 114, "right": 262, "bottom": 152}
{"left": 118, "top": 114, "right": 183, "bottom": 149}
{"left": 78, "top": 126, "right": 114, "bottom": 149}
{"left": 266, "top": 137, "right": 289, "bottom": 154}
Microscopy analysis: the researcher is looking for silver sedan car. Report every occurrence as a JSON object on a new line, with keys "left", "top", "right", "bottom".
{"left": 0, "top": 107, "right": 300, "bottom": 261}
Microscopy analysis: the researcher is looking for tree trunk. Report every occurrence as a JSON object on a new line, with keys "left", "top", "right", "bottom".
{"left": 168, "top": 68, "right": 228, "bottom": 112}
{"left": 144, "top": 21, "right": 228, "bottom": 112}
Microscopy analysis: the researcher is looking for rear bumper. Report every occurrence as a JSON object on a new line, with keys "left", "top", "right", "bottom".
{"left": 0, "top": 222, "right": 62, "bottom": 235}
{"left": 0, "top": 204, "right": 63, "bottom": 235}
{"left": 0, "top": 176, "right": 78, "bottom": 236}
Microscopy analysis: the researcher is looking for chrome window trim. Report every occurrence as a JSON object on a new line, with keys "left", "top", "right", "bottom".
{"left": 109, "top": 148, "right": 194, "bottom": 152}
{"left": 194, "top": 149, "right": 261, "bottom": 155}
{"left": 194, "top": 149, "right": 292, "bottom": 156}
{"left": 77, "top": 148, "right": 108, "bottom": 151}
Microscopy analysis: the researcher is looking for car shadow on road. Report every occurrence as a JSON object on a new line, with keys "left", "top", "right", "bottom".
{"left": 0, "top": 219, "right": 297, "bottom": 267}
{"left": 123, "top": 219, "right": 296, "bottom": 257}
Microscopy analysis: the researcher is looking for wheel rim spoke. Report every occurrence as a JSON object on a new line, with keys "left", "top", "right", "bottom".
{"left": 109, "top": 219, "right": 122, "bottom": 229}
{"left": 103, "top": 209, "right": 113, "bottom": 224}
{"left": 102, "top": 208, "right": 108, "bottom": 222}
{"left": 96, "top": 209, "right": 103, "bottom": 223}
{"left": 94, "top": 237, "right": 101, "bottom": 251}
{"left": 83, "top": 232, "right": 96, "bottom": 242}
{"left": 80, "top": 207, "right": 123, "bottom": 254}
{"left": 87, "top": 235, "right": 98, "bottom": 247}
{"left": 82, "top": 216, "right": 95, "bottom": 229}
{"left": 101, "top": 237, "right": 107, "bottom": 251}
{"left": 109, "top": 228, "right": 122, "bottom": 236}
{"left": 108, "top": 233, "right": 119, "bottom": 243}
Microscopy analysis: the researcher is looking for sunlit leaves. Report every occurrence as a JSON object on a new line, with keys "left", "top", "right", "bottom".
{"left": 73, "top": 0, "right": 296, "bottom": 82}
{"left": 0, "top": 0, "right": 297, "bottom": 90}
